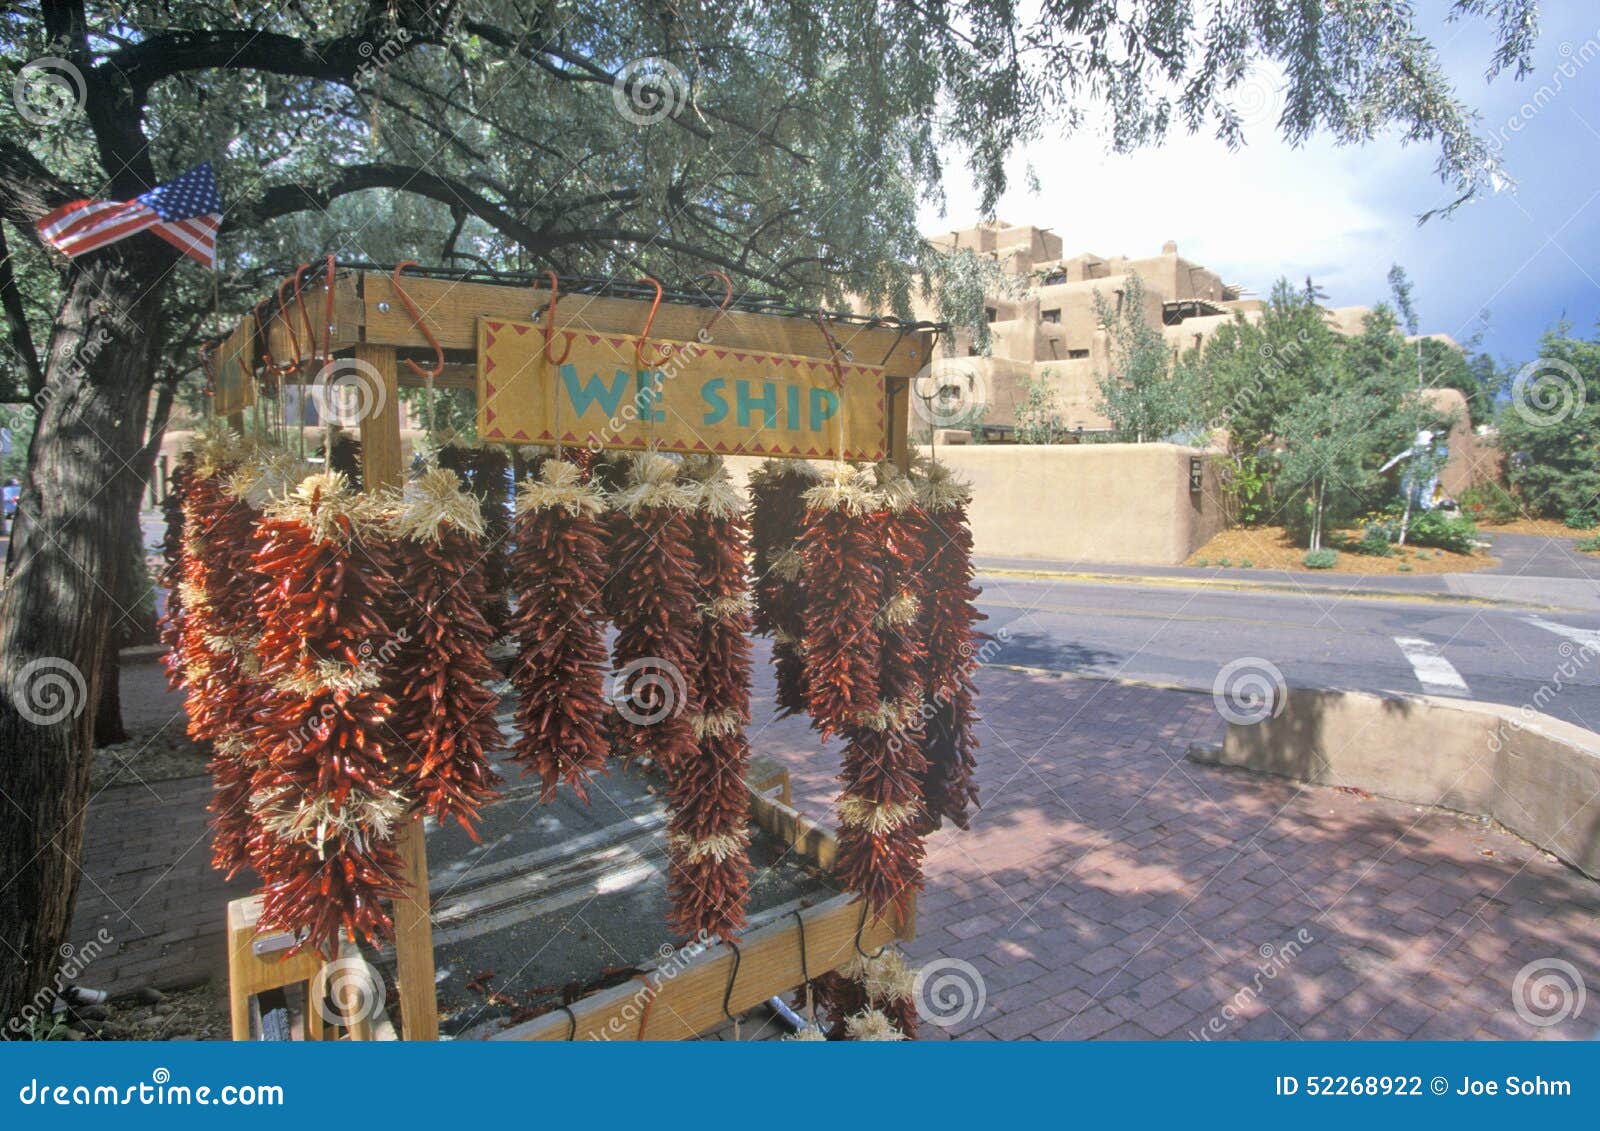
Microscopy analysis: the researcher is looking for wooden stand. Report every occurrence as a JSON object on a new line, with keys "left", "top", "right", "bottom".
{"left": 213, "top": 267, "right": 933, "bottom": 1041}
{"left": 225, "top": 896, "right": 325, "bottom": 1041}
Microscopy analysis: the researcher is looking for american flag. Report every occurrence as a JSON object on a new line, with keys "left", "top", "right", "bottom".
{"left": 36, "top": 163, "right": 222, "bottom": 268}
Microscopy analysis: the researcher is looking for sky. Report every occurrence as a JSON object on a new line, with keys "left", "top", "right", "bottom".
{"left": 918, "top": 3, "right": 1600, "bottom": 366}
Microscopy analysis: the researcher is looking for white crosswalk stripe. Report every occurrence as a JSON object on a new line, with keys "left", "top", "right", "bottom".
{"left": 1393, "top": 636, "right": 1469, "bottom": 696}
{"left": 1524, "top": 615, "right": 1600, "bottom": 655}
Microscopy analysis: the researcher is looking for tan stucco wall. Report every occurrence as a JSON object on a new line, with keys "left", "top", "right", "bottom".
{"left": 912, "top": 442, "right": 1229, "bottom": 565}
{"left": 1190, "top": 688, "right": 1600, "bottom": 880}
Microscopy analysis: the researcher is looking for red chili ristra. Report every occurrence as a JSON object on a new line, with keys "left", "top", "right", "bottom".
{"left": 670, "top": 457, "right": 754, "bottom": 941}
{"left": 507, "top": 455, "right": 612, "bottom": 802}
{"left": 382, "top": 468, "right": 504, "bottom": 835}
{"left": 247, "top": 472, "right": 407, "bottom": 953}
{"left": 747, "top": 460, "right": 818, "bottom": 718}
{"left": 912, "top": 462, "right": 986, "bottom": 831}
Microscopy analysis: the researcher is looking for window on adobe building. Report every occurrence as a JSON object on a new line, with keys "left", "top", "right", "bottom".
{"left": 1041, "top": 308, "right": 1061, "bottom": 324}
{"left": 1066, "top": 349, "right": 1089, "bottom": 360}
{"left": 1044, "top": 270, "right": 1067, "bottom": 285}
{"left": 985, "top": 307, "right": 997, "bottom": 322}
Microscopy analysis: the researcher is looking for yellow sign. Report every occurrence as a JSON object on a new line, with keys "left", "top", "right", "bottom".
{"left": 210, "top": 319, "right": 257, "bottom": 416}
{"left": 476, "top": 318, "right": 886, "bottom": 461}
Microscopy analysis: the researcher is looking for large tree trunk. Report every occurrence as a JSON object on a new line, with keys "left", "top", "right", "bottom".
{"left": 0, "top": 248, "right": 166, "bottom": 1021}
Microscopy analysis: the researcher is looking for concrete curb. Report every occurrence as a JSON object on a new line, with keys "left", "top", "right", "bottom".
{"left": 975, "top": 565, "right": 1537, "bottom": 609}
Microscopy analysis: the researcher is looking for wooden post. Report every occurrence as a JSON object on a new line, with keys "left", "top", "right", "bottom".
{"left": 353, "top": 342, "right": 440, "bottom": 1041}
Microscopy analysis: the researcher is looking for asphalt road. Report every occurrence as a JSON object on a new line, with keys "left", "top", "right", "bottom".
{"left": 974, "top": 571, "right": 1600, "bottom": 732}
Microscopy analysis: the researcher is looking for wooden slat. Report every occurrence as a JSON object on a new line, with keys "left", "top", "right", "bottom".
{"left": 360, "top": 272, "right": 932, "bottom": 380}
{"left": 749, "top": 787, "right": 838, "bottom": 872}
{"left": 263, "top": 272, "right": 364, "bottom": 368}
{"left": 492, "top": 890, "right": 904, "bottom": 1041}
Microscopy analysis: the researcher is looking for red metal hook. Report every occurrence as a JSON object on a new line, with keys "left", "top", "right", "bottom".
{"left": 291, "top": 261, "right": 316, "bottom": 369}
{"left": 694, "top": 271, "right": 734, "bottom": 339}
{"left": 541, "top": 270, "right": 573, "bottom": 366}
{"left": 273, "top": 275, "right": 302, "bottom": 376}
{"left": 391, "top": 260, "right": 445, "bottom": 381}
{"left": 815, "top": 309, "right": 847, "bottom": 389}
{"left": 252, "top": 297, "right": 278, "bottom": 374}
{"left": 634, "top": 276, "right": 674, "bottom": 370}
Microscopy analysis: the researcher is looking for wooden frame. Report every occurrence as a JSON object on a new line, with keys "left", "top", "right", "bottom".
{"left": 219, "top": 267, "right": 928, "bottom": 1041}
{"left": 492, "top": 774, "right": 912, "bottom": 1041}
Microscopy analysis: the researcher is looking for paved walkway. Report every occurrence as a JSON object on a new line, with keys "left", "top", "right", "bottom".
{"left": 71, "top": 649, "right": 1600, "bottom": 1040}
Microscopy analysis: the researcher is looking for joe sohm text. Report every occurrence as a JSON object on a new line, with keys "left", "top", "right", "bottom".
{"left": 1274, "top": 1075, "right": 1572, "bottom": 1098}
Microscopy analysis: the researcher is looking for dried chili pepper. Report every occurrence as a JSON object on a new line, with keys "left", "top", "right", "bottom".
{"left": 382, "top": 468, "right": 503, "bottom": 834}
{"left": 669, "top": 457, "right": 753, "bottom": 941}
{"left": 802, "top": 465, "right": 924, "bottom": 918}
{"left": 605, "top": 454, "right": 700, "bottom": 777}
{"left": 247, "top": 472, "right": 407, "bottom": 952}
{"left": 507, "top": 455, "right": 612, "bottom": 802}
{"left": 913, "top": 462, "right": 986, "bottom": 831}
{"left": 748, "top": 460, "right": 818, "bottom": 718}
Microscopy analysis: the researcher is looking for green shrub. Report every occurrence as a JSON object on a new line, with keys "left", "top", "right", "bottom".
{"left": 1576, "top": 535, "right": 1600, "bottom": 553}
{"left": 1239, "top": 558, "right": 1253, "bottom": 568}
{"left": 1415, "top": 549, "right": 1431, "bottom": 560}
{"left": 1215, "top": 557, "right": 1232, "bottom": 567}
{"left": 1397, "top": 563, "right": 1413, "bottom": 572}
{"left": 1304, "top": 549, "right": 1338, "bottom": 569}
{"left": 1357, "top": 527, "right": 1395, "bottom": 557}
{"left": 1194, "top": 557, "right": 1208, "bottom": 568}
{"left": 1565, "top": 509, "right": 1598, "bottom": 530}
{"left": 1458, "top": 483, "right": 1521, "bottom": 525}
{"left": 1405, "top": 510, "right": 1478, "bottom": 555}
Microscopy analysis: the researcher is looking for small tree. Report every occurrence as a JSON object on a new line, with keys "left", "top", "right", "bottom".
{"left": 1497, "top": 327, "right": 1600, "bottom": 520}
{"left": 1092, "top": 276, "right": 1198, "bottom": 442}
{"left": 1014, "top": 370, "right": 1064, "bottom": 444}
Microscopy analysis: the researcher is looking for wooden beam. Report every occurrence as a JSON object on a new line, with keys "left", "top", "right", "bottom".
{"left": 360, "top": 272, "right": 934, "bottom": 381}
{"left": 351, "top": 342, "right": 438, "bottom": 1040}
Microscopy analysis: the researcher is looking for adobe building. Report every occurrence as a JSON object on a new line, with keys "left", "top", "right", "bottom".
{"left": 922, "top": 220, "right": 1456, "bottom": 437}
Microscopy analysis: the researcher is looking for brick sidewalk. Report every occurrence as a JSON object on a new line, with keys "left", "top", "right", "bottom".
{"left": 71, "top": 651, "right": 1600, "bottom": 1039}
